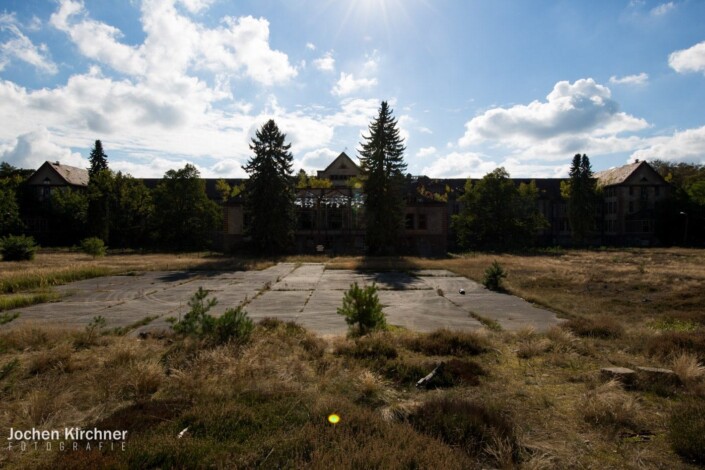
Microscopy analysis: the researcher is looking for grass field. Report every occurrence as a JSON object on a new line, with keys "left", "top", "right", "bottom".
{"left": 0, "top": 248, "right": 704, "bottom": 468}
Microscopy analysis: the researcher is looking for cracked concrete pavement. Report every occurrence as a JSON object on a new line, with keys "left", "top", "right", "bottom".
{"left": 6, "top": 263, "right": 564, "bottom": 335}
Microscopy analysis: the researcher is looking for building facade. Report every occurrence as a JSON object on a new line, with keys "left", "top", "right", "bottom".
{"left": 23, "top": 155, "right": 671, "bottom": 253}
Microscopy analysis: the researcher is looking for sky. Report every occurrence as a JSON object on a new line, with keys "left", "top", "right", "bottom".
{"left": 0, "top": 0, "right": 704, "bottom": 179}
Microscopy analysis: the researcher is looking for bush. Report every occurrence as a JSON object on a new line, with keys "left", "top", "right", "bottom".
{"left": 80, "top": 237, "right": 106, "bottom": 257}
{"left": 408, "top": 396, "right": 518, "bottom": 463}
{"left": 482, "top": 261, "right": 507, "bottom": 291}
{"left": 669, "top": 400, "right": 705, "bottom": 464}
{"left": 646, "top": 332, "right": 705, "bottom": 362}
{"left": 563, "top": 315, "right": 624, "bottom": 339}
{"left": 168, "top": 287, "right": 253, "bottom": 345}
{"left": 336, "top": 333, "right": 398, "bottom": 360}
{"left": 213, "top": 306, "right": 254, "bottom": 345}
{"left": 337, "top": 282, "right": 387, "bottom": 335}
{"left": 1, "top": 235, "right": 38, "bottom": 261}
{"left": 405, "top": 329, "right": 489, "bottom": 356}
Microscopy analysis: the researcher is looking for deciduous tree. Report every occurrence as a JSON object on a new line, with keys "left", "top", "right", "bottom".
{"left": 152, "top": 164, "right": 222, "bottom": 250}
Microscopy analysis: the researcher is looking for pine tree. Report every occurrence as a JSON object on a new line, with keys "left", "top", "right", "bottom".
{"left": 358, "top": 101, "right": 407, "bottom": 254}
{"left": 242, "top": 120, "right": 296, "bottom": 254}
{"left": 88, "top": 140, "right": 108, "bottom": 177}
{"left": 566, "top": 153, "right": 597, "bottom": 245}
{"left": 87, "top": 140, "right": 111, "bottom": 242}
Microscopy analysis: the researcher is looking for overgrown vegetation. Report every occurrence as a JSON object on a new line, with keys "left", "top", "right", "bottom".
{"left": 0, "top": 248, "right": 704, "bottom": 468}
{"left": 80, "top": 237, "right": 107, "bottom": 258}
{"left": 168, "top": 287, "right": 254, "bottom": 345}
{"left": 337, "top": 282, "right": 387, "bottom": 335}
{"left": 482, "top": 260, "right": 507, "bottom": 291}
{"left": 1, "top": 234, "right": 38, "bottom": 261}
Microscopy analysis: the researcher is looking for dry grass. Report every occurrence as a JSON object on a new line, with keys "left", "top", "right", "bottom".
{"left": 1, "top": 248, "right": 704, "bottom": 469}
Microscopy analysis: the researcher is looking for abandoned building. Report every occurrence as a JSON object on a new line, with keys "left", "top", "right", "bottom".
{"left": 22, "top": 153, "right": 671, "bottom": 254}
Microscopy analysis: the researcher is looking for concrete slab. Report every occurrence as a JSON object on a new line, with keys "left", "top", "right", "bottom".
{"left": 5, "top": 262, "right": 563, "bottom": 335}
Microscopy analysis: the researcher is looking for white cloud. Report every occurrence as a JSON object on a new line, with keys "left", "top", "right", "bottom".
{"left": 50, "top": 0, "right": 297, "bottom": 85}
{"left": 631, "top": 125, "right": 705, "bottom": 163}
{"left": 177, "top": 0, "right": 216, "bottom": 14}
{"left": 0, "top": 13, "right": 57, "bottom": 74}
{"left": 297, "top": 147, "right": 340, "bottom": 172}
{"left": 0, "top": 128, "right": 86, "bottom": 169}
{"left": 669, "top": 40, "right": 705, "bottom": 75}
{"left": 313, "top": 51, "right": 335, "bottom": 72}
{"left": 416, "top": 146, "right": 437, "bottom": 158}
{"left": 650, "top": 2, "right": 675, "bottom": 16}
{"left": 306, "top": 42, "right": 316, "bottom": 50}
{"left": 332, "top": 72, "right": 377, "bottom": 96}
{"left": 420, "top": 151, "right": 498, "bottom": 178}
{"left": 458, "top": 78, "right": 649, "bottom": 160}
{"left": 609, "top": 73, "right": 649, "bottom": 85}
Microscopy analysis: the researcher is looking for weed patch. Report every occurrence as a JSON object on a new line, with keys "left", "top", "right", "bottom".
{"left": 669, "top": 399, "right": 705, "bottom": 465}
{"left": 563, "top": 315, "right": 624, "bottom": 339}
{"left": 405, "top": 329, "right": 490, "bottom": 356}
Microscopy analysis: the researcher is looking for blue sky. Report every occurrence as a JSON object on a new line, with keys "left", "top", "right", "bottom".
{"left": 1, "top": 0, "right": 704, "bottom": 178}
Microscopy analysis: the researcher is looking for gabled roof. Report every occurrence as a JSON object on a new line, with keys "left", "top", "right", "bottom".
{"left": 320, "top": 152, "right": 360, "bottom": 173}
{"left": 29, "top": 161, "right": 89, "bottom": 186}
{"left": 595, "top": 160, "right": 666, "bottom": 187}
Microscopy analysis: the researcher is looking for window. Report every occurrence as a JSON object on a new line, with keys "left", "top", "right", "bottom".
{"left": 655, "top": 186, "right": 660, "bottom": 197}
{"left": 405, "top": 213, "right": 415, "bottom": 230}
{"left": 629, "top": 186, "right": 634, "bottom": 196}
{"left": 418, "top": 214, "right": 427, "bottom": 230}
{"left": 629, "top": 201, "right": 634, "bottom": 213}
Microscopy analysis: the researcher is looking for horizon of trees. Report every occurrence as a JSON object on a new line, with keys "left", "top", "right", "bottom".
{"left": 2, "top": 140, "right": 705, "bottom": 252}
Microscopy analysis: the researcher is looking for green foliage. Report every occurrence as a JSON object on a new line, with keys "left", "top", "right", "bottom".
{"left": 49, "top": 187, "right": 89, "bottom": 244}
{"left": 295, "top": 170, "right": 333, "bottom": 189}
{"left": 88, "top": 140, "right": 109, "bottom": 177}
{"left": 212, "top": 306, "right": 254, "bottom": 345}
{"left": 0, "top": 183, "right": 23, "bottom": 237}
{"left": 152, "top": 164, "right": 222, "bottom": 250}
{"left": 452, "top": 168, "right": 547, "bottom": 250}
{"left": 0, "top": 312, "right": 20, "bottom": 325}
{"left": 650, "top": 160, "right": 705, "bottom": 245}
{"left": 168, "top": 287, "right": 253, "bottom": 345}
{"left": 81, "top": 237, "right": 106, "bottom": 257}
{"left": 243, "top": 120, "right": 296, "bottom": 255}
{"left": 109, "top": 172, "right": 153, "bottom": 248}
{"left": 337, "top": 282, "right": 387, "bottom": 335}
{"left": 215, "top": 179, "right": 231, "bottom": 202}
{"left": 482, "top": 260, "right": 507, "bottom": 291}
{"left": 566, "top": 154, "right": 598, "bottom": 244}
{"left": 359, "top": 101, "right": 407, "bottom": 255}
{"left": 669, "top": 400, "right": 705, "bottom": 465}
{"left": 1, "top": 234, "right": 38, "bottom": 261}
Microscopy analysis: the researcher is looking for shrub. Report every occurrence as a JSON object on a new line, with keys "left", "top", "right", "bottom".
{"left": 336, "top": 333, "right": 398, "bottom": 360}
{"left": 168, "top": 287, "right": 254, "bottom": 345}
{"left": 581, "top": 379, "right": 642, "bottom": 431}
{"left": 405, "top": 329, "right": 489, "bottom": 356}
{"left": 563, "top": 315, "right": 624, "bottom": 339}
{"left": 1, "top": 235, "right": 38, "bottom": 261}
{"left": 80, "top": 237, "right": 106, "bottom": 257}
{"left": 337, "top": 282, "right": 386, "bottom": 335}
{"left": 213, "top": 306, "right": 254, "bottom": 345}
{"left": 408, "top": 396, "right": 519, "bottom": 462}
{"left": 669, "top": 400, "right": 705, "bottom": 464}
{"left": 646, "top": 332, "right": 705, "bottom": 362}
{"left": 73, "top": 315, "right": 107, "bottom": 349}
{"left": 482, "top": 260, "right": 507, "bottom": 291}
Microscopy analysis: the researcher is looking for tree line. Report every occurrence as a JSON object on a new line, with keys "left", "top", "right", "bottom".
{"left": 2, "top": 101, "right": 702, "bottom": 254}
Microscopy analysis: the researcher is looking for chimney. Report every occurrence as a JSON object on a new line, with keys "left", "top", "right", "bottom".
{"left": 635, "top": 159, "right": 640, "bottom": 163}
